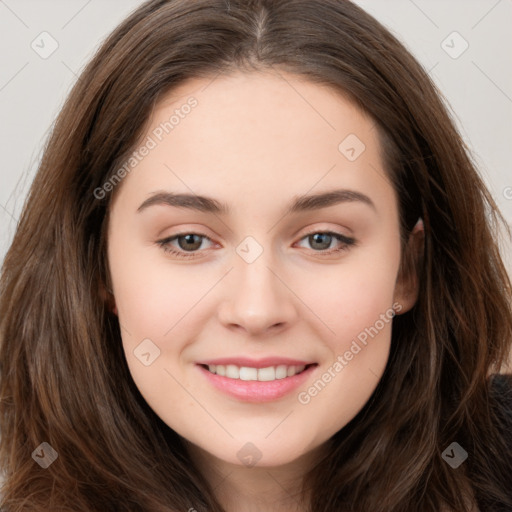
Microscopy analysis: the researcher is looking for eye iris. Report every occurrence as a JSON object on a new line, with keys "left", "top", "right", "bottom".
{"left": 310, "top": 233, "right": 332, "bottom": 250}
{"left": 178, "top": 234, "right": 202, "bottom": 251}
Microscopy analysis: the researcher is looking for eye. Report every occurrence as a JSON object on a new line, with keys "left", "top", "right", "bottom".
{"left": 157, "top": 232, "right": 215, "bottom": 259}
{"left": 295, "top": 231, "right": 356, "bottom": 256}
{"left": 156, "top": 230, "right": 356, "bottom": 259}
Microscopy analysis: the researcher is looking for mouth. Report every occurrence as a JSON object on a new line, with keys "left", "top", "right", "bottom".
{"left": 195, "top": 361, "right": 319, "bottom": 402}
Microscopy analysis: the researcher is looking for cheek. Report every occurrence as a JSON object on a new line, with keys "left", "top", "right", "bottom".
{"left": 109, "top": 234, "right": 206, "bottom": 341}
{"left": 291, "top": 245, "right": 400, "bottom": 348}
{"left": 108, "top": 244, "right": 207, "bottom": 415}
{"left": 289, "top": 245, "right": 399, "bottom": 432}
{"left": 108, "top": 234, "right": 225, "bottom": 411}
{"left": 297, "top": 267, "right": 395, "bottom": 383}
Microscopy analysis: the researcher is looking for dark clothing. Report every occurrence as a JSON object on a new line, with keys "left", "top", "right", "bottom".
{"left": 476, "top": 373, "right": 512, "bottom": 511}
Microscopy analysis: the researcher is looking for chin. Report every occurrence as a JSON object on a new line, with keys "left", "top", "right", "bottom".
{"left": 201, "top": 435, "right": 318, "bottom": 469}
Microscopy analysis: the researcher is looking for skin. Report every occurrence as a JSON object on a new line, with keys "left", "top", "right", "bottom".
{"left": 106, "top": 69, "right": 422, "bottom": 512}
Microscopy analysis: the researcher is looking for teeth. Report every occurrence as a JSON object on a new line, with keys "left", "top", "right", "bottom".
{"left": 239, "top": 367, "right": 258, "bottom": 381}
{"left": 226, "top": 364, "right": 239, "bottom": 379}
{"left": 257, "top": 366, "right": 276, "bottom": 381}
{"left": 275, "top": 365, "right": 287, "bottom": 379}
{"left": 206, "top": 364, "right": 307, "bottom": 381}
{"left": 287, "top": 365, "right": 296, "bottom": 377}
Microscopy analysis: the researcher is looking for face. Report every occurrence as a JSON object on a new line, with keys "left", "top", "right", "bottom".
{"left": 106, "top": 69, "right": 416, "bottom": 468}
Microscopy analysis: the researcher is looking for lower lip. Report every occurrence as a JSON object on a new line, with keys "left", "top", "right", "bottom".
{"left": 196, "top": 364, "right": 317, "bottom": 402}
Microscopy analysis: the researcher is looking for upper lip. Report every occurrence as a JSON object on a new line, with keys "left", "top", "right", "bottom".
{"left": 196, "top": 357, "right": 316, "bottom": 369}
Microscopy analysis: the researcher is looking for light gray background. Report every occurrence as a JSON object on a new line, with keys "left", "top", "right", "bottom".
{"left": 1, "top": 0, "right": 511, "bottom": 275}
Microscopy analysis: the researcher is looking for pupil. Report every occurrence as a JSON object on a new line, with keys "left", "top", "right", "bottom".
{"left": 311, "top": 233, "right": 331, "bottom": 250}
{"left": 180, "top": 234, "right": 201, "bottom": 251}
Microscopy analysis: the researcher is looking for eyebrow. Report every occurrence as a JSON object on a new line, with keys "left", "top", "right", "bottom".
{"left": 137, "top": 188, "right": 376, "bottom": 215}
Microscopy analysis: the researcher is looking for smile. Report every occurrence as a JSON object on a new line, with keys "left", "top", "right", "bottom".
{"left": 202, "top": 363, "right": 311, "bottom": 381}
{"left": 196, "top": 360, "right": 319, "bottom": 402}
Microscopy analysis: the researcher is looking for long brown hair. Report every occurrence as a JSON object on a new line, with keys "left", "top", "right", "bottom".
{"left": 1, "top": 1, "right": 511, "bottom": 510}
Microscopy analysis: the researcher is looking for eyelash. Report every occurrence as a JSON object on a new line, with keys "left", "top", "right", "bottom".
{"left": 156, "top": 230, "right": 356, "bottom": 259}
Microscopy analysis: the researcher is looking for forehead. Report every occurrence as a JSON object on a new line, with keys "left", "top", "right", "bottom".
{"left": 112, "top": 69, "right": 395, "bottom": 214}
{"left": 149, "top": 69, "right": 375, "bottom": 156}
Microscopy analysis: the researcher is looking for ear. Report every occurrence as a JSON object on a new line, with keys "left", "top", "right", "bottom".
{"left": 393, "top": 218, "right": 424, "bottom": 314}
{"left": 99, "top": 281, "right": 118, "bottom": 316}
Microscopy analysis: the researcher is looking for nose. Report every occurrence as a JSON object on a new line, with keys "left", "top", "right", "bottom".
{"left": 217, "top": 251, "right": 298, "bottom": 337}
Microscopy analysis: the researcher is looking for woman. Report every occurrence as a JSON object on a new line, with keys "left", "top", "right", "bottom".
{"left": 1, "top": 0, "right": 511, "bottom": 510}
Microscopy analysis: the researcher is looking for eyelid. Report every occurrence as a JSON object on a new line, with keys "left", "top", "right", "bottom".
{"left": 295, "top": 223, "right": 354, "bottom": 239}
